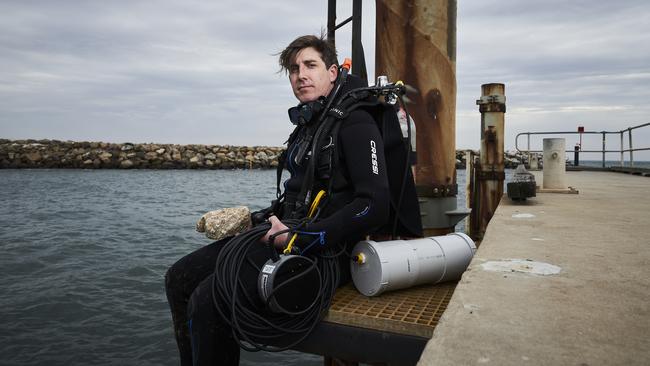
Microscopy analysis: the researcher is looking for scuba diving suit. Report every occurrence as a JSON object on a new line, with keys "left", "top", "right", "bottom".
{"left": 277, "top": 107, "right": 392, "bottom": 250}
{"left": 165, "top": 74, "right": 422, "bottom": 366}
{"left": 166, "top": 109, "right": 392, "bottom": 366}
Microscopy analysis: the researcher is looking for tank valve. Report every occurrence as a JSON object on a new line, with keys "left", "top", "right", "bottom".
{"left": 352, "top": 253, "right": 366, "bottom": 264}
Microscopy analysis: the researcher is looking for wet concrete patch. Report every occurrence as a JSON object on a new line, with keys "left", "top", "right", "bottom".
{"left": 481, "top": 259, "right": 561, "bottom": 276}
{"left": 512, "top": 213, "right": 536, "bottom": 219}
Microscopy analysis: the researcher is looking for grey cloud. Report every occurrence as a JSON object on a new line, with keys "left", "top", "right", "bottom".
{"left": 0, "top": 0, "right": 648, "bottom": 159}
{"left": 455, "top": 0, "right": 650, "bottom": 159}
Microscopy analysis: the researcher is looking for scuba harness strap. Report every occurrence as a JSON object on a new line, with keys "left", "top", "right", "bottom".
{"left": 276, "top": 149, "right": 287, "bottom": 198}
{"left": 295, "top": 87, "right": 383, "bottom": 210}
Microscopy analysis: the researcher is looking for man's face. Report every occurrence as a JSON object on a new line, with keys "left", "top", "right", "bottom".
{"left": 289, "top": 47, "right": 338, "bottom": 103}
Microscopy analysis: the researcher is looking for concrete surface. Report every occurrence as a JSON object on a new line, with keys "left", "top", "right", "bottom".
{"left": 418, "top": 171, "right": 650, "bottom": 365}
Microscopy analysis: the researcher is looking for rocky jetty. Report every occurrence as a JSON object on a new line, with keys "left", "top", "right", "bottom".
{"left": 0, "top": 139, "right": 531, "bottom": 170}
{"left": 0, "top": 139, "right": 282, "bottom": 169}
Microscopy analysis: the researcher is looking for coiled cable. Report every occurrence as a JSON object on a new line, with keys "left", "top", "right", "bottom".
{"left": 211, "top": 219, "right": 342, "bottom": 352}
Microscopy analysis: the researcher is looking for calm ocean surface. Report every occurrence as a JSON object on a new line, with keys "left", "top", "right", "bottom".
{"left": 0, "top": 168, "right": 473, "bottom": 365}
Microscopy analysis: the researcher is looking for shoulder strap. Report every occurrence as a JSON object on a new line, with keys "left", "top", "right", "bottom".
{"left": 295, "top": 93, "right": 382, "bottom": 206}
{"left": 276, "top": 125, "right": 302, "bottom": 198}
{"left": 275, "top": 150, "right": 286, "bottom": 198}
{"left": 295, "top": 116, "right": 336, "bottom": 208}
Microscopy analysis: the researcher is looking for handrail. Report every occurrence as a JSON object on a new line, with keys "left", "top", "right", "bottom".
{"left": 515, "top": 122, "right": 650, "bottom": 168}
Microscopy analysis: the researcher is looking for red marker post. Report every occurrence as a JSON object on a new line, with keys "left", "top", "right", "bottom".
{"left": 578, "top": 126, "right": 585, "bottom": 150}
{"left": 575, "top": 126, "right": 584, "bottom": 166}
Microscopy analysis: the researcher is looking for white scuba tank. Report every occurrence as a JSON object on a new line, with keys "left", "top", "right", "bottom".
{"left": 397, "top": 107, "right": 416, "bottom": 155}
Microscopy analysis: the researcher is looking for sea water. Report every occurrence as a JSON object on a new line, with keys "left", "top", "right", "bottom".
{"left": 0, "top": 168, "right": 473, "bottom": 366}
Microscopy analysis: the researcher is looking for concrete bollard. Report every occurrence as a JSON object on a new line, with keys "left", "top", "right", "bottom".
{"left": 543, "top": 138, "right": 567, "bottom": 189}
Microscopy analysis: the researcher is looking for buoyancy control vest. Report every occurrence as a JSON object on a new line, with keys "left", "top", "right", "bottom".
{"left": 275, "top": 73, "right": 423, "bottom": 239}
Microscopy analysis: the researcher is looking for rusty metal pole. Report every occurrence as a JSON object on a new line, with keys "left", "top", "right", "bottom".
{"left": 327, "top": 0, "right": 337, "bottom": 45}
{"left": 470, "top": 83, "right": 505, "bottom": 240}
{"left": 465, "top": 150, "right": 475, "bottom": 234}
{"left": 620, "top": 131, "right": 624, "bottom": 166}
{"left": 602, "top": 132, "right": 606, "bottom": 168}
{"left": 351, "top": 0, "right": 367, "bottom": 81}
{"left": 629, "top": 129, "right": 634, "bottom": 166}
{"left": 376, "top": 0, "right": 464, "bottom": 236}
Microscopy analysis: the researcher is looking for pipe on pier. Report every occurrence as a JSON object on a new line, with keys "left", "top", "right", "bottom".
{"left": 468, "top": 83, "right": 506, "bottom": 240}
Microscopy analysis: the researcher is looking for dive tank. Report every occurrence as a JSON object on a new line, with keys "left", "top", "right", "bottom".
{"left": 350, "top": 233, "right": 476, "bottom": 297}
{"left": 397, "top": 107, "right": 417, "bottom": 163}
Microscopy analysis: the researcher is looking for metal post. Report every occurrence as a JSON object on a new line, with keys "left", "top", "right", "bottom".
{"left": 470, "top": 83, "right": 506, "bottom": 241}
{"left": 527, "top": 134, "right": 531, "bottom": 168}
{"left": 351, "top": 0, "right": 367, "bottom": 82}
{"left": 574, "top": 144, "right": 580, "bottom": 166}
{"left": 580, "top": 131, "right": 583, "bottom": 151}
{"left": 620, "top": 131, "right": 624, "bottom": 166}
{"left": 376, "top": 0, "right": 459, "bottom": 236}
{"left": 629, "top": 128, "right": 634, "bottom": 167}
{"left": 602, "top": 132, "right": 606, "bottom": 168}
{"left": 327, "top": 0, "right": 337, "bottom": 45}
{"left": 465, "top": 150, "right": 474, "bottom": 235}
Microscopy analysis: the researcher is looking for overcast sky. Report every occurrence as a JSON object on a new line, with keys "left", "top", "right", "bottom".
{"left": 1, "top": 0, "right": 649, "bottom": 159}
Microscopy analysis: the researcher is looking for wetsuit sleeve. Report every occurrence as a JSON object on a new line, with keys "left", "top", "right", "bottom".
{"left": 303, "top": 110, "right": 390, "bottom": 249}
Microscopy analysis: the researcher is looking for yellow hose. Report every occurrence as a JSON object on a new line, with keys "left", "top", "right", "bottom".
{"left": 307, "top": 190, "right": 326, "bottom": 218}
{"left": 284, "top": 190, "right": 326, "bottom": 254}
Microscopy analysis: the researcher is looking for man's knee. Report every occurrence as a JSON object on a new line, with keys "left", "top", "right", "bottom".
{"left": 165, "top": 261, "right": 183, "bottom": 297}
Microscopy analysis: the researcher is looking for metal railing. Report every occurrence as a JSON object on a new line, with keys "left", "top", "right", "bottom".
{"left": 515, "top": 122, "right": 650, "bottom": 168}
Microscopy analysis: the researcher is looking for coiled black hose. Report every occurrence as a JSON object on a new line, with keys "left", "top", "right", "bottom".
{"left": 211, "top": 220, "right": 342, "bottom": 352}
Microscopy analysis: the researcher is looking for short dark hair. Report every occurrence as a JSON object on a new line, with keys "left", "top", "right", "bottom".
{"left": 278, "top": 34, "right": 338, "bottom": 74}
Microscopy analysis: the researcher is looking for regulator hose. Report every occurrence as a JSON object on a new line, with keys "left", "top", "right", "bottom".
{"left": 211, "top": 219, "right": 342, "bottom": 352}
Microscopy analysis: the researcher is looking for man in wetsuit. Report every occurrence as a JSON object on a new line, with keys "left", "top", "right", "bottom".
{"left": 165, "top": 34, "right": 396, "bottom": 366}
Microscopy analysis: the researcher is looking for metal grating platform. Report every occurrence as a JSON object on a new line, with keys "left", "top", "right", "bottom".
{"left": 324, "top": 282, "right": 457, "bottom": 338}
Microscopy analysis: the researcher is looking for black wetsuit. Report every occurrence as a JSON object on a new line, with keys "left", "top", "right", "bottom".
{"left": 165, "top": 107, "right": 391, "bottom": 366}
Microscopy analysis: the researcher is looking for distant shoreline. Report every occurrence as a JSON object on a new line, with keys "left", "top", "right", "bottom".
{"left": 1, "top": 138, "right": 529, "bottom": 170}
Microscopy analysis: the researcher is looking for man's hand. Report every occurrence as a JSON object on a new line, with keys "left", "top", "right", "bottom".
{"left": 262, "top": 216, "right": 290, "bottom": 250}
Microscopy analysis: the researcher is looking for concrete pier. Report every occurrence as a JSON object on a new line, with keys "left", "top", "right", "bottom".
{"left": 418, "top": 171, "right": 650, "bottom": 365}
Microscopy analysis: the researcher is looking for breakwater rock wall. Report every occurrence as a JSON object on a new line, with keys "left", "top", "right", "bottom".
{"left": 0, "top": 139, "right": 283, "bottom": 169}
{"left": 0, "top": 139, "right": 528, "bottom": 169}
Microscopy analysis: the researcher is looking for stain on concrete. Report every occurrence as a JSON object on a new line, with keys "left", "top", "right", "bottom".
{"left": 481, "top": 259, "right": 561, "bottom": 276}
{"left": 512, "top": 213, "right": 536, "bottom": 218}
